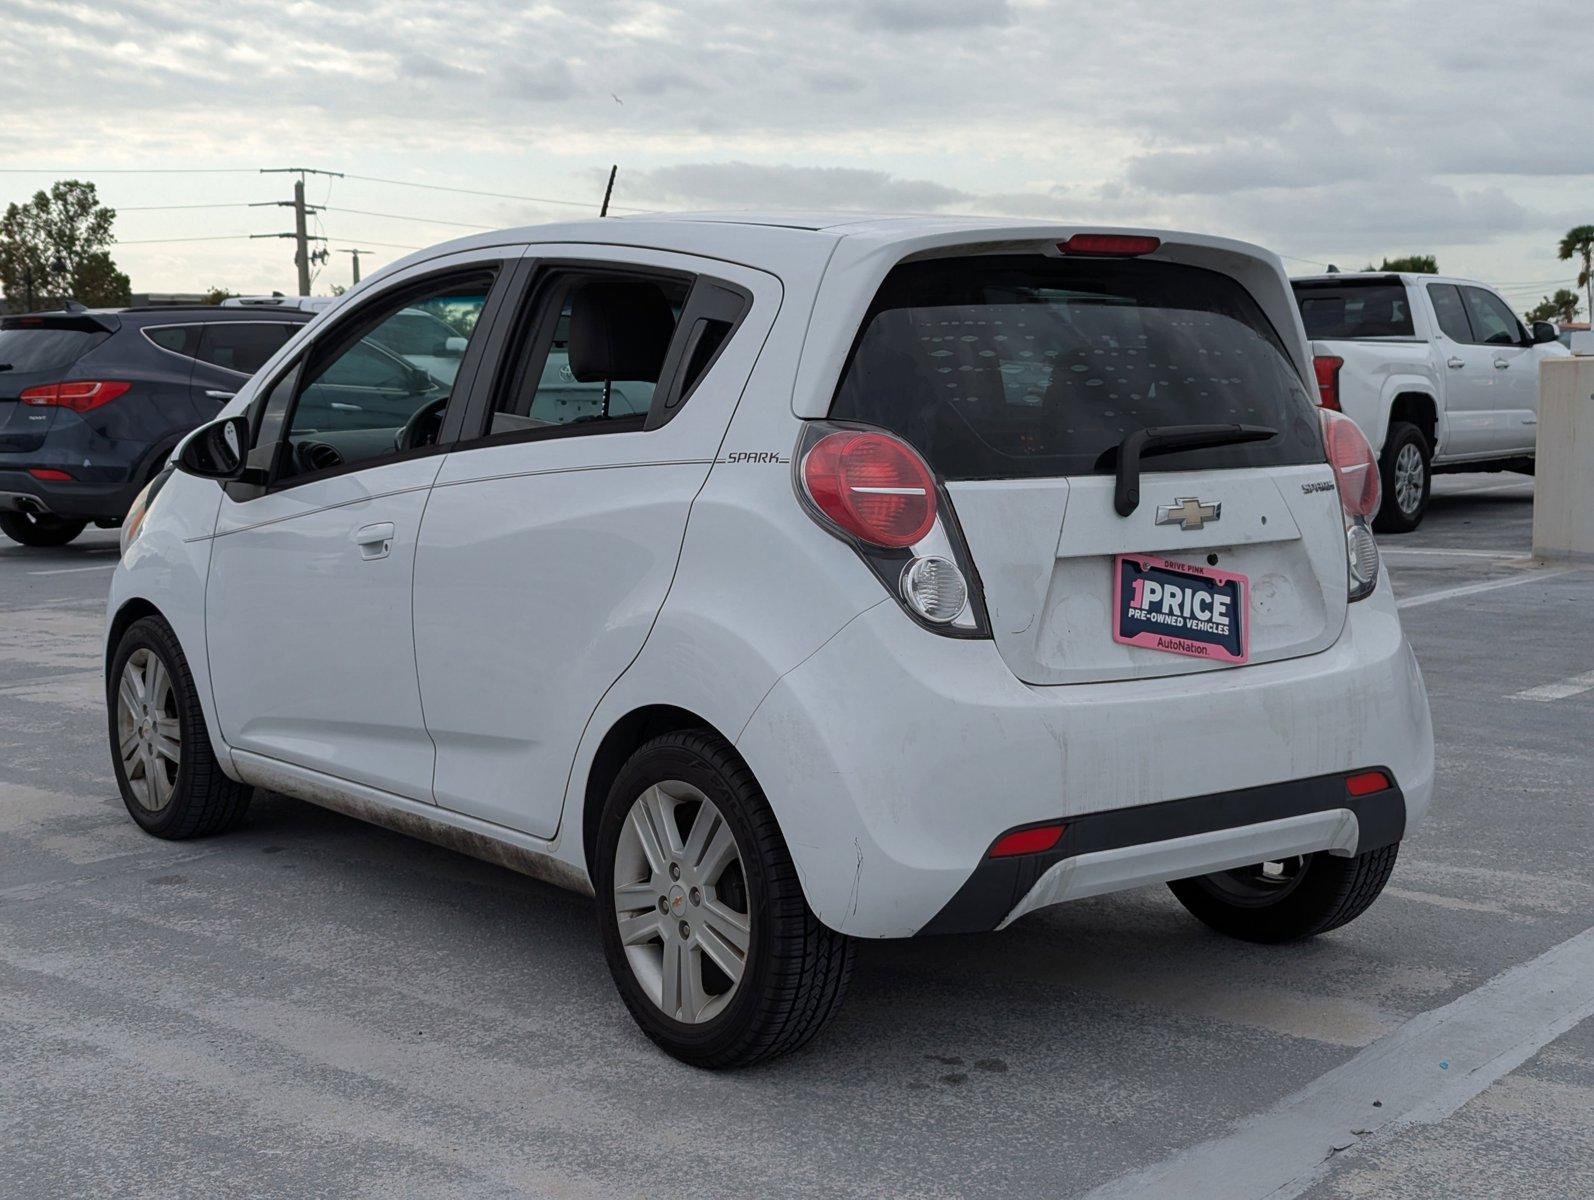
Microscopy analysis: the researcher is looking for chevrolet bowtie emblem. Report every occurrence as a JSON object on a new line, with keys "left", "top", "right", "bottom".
{"left": 1155, "top": 497, "right": 1221, "bottom": 531}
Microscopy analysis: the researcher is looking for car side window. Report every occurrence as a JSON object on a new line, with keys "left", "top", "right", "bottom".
{"left": 196, "top": 322, "right": 299, "bottom": 376}
{"left": 1460, "top": 287, "right": 1524, "bottom": 347}
{"left": 274, "top": 270, "right": 494, "bottom": 483}
{"left": 1426, "top": 284, "right": 1473, "bottom": 343}
{"left": 483, "top": 271, "right": 688, "bottom": 438}
{"left": 144, "top": 324, "right": 202, "bottom": 357}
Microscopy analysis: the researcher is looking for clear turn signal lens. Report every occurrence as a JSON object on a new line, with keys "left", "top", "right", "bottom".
{"left": 900, "top": 555, "right": 968, "bottom": 623}
{"left": 1347, "top": 519, "right": 1379, "bottom": 601}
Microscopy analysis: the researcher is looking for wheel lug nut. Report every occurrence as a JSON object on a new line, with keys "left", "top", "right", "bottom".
{"left": 669, "top": 863, "right": 681, "bottom": 881}
{"left": 689, "top": 887, "right": 701, "bottom": 906}
{"left": 679, "top": 921, "right": 691, "bottom": 939}
{"left": 657, "top": 896, "right": 669, "bottom": 914}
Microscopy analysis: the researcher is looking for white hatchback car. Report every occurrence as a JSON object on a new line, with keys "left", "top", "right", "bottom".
{"left": 107, "top": 215, "right": 1435, "bottom": 1066}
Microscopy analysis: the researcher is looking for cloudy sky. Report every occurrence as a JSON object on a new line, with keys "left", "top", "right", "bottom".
{"left": 2, "top": 0, "right": 1587, "bottom": 313}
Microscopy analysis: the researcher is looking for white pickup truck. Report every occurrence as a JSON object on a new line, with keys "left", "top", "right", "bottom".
{"left": 1291, "top": 273, "right": 1567, "bottom": 531}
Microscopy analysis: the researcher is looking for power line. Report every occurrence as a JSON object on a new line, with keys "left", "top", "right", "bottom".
{"left": 116, "top": 234, "right": 257, "bottom": 244}
{"left": 117, "top": 202, "right": 256, "bottom": 212}
{"left": 0, "top": 167, "right": 258, "bottom": 174}
{"left": 322, "top": 206, "right": 495, "bottom": 230}
{"left": 338, "top": 170, "right": 650, "bottom": 213}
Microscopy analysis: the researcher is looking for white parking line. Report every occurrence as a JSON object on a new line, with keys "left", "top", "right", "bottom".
{"left": 1396, "top": 569, "right": 1578, "bottom": 609}
{"left": 1436, "top": 479, "right": 1535, "bottom": 495}
{"left": 1079, "top": 922, "right": 1594, "bottom": 1200}
{"left": 1509, "top": 669, "right": 1594, "bottom": 703}
{"left": 26, "top": 563, "right": 119, "bottom": 576}
{"left": 1380, "top": 547, "right": 1525, "bottom": 560}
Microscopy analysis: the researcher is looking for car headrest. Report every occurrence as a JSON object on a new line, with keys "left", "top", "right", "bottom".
{"left": 567, "top": 281, "right": 676, "bottom": 382}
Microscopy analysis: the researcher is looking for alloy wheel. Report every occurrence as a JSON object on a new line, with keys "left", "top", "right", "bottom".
{"left": 1394, "top": 442, "right": 1424, "bottom": 515}
{"left": 116, "top": 648, "right": 181, "bottom": 811}
{"left": 612, "top": 780, "right": 751, "bottom": 1024}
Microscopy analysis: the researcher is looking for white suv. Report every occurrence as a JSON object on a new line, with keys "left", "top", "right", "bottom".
{"left": 106, "top": 215, "right": 1435, "bottom": 1067}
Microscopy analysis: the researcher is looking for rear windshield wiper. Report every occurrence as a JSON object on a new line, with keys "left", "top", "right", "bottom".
{"left": 1100, "top": 424, "right": 1278, "bottom": 516}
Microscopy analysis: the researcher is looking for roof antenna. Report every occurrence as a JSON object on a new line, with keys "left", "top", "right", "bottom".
{"left": 599, "top": 164, "right": 617, "bottom": 217}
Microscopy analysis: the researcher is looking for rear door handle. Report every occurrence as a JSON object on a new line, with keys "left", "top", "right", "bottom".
{"left": 204, "top": 389, "right": 236, "bottom": 400}
{"left": 1493, "top": 359, "right": 1510, "bottom": 370}
{"left": 351, "top": 522, "right": 395, "bottom": 560}
{"left": 1447, "top": 357, "right": 1465, "bottom": 369}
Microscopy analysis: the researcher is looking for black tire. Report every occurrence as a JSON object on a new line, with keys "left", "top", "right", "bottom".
{"left": 1168, "top": 843, "right": 1399, "bottom": 943}
{"left": 0, "top": 511, "right": 88, "bottom": 547}
{"left": 108, "top": 615, "right": 253, "bottom": 839}
{"left": 595, "top": 729, "right": 854, "bottom": 1068}
{"left": 1372, "top": 422, "right": 1431, "bottom": 533}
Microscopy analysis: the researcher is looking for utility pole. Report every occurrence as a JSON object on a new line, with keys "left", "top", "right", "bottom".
{"left": 256, "top": 167, "right": 343, "bottom": 295}
{"left": 338, "top": 248, "right": 371, "bottom": 286}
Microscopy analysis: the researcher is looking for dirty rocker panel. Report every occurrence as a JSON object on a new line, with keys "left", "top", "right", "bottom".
{"left": 919, "top": 770, "right": 1406, "bottom": 936}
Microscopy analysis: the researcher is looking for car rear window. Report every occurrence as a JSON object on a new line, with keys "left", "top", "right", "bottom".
{"left": 0, "top": 325, "right": 111, "bottom": 373}
{"left": 1293, "top": 281, "right": 1415, "bottom": 338}
{"left": 831, "top": 255, "right": 1322, "bottom": 480}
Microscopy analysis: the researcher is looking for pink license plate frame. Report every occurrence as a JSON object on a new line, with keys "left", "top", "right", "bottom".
{"left": 1112, "top": 553, "right": 1250, "bottom": 664}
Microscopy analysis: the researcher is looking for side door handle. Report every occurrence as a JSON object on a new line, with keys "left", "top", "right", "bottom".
{"left": 205, "top": 389, "right": 236, "bottom": 400}
{"left": 1446, "top": 357, "right": 1465, "bottom": 369}
{"left": 1493, "top": 358, "right": 1510, "bottom": 370}
{"left": 351, "top": 522, "right": 396, "bottom": 560}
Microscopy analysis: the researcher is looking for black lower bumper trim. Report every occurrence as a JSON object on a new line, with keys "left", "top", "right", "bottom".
{"left": 918, "top": 769, "right": 1406, "bottom": 936}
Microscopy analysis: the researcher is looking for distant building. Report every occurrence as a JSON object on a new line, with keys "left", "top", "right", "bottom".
{"left": 130, "top": 292, "right": 211, "bottom": 308}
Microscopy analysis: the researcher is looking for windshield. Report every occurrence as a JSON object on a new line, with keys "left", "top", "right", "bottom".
{"left": 831, "top": 255, "right": 1322, "bottom": 480}
{"left": 1293, "top": 282, "right": 1415, "bottom": 339}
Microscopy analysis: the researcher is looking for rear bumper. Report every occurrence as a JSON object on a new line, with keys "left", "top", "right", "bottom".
{"left": 735, "top": 583, "right": 1434, "bottom": 938}
{"left": 0, "top": 470, "right": 139, "bottom": 522}
{"left": 921, "top": 769, "right": 1404, "bottom": 934}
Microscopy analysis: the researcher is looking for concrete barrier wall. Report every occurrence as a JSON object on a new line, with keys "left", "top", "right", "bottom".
{"left": 1534, "top": 357, "right": 1594, "bottom": 563}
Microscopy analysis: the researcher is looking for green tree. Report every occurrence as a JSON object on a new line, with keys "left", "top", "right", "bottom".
{"left": 0, "top": 180, "right": 131, "bottom": 309}
{"left": 1559, "top": 225, "right": 1594, "bottom": 323}
{"left": 201, "top": 285, "right": 238, "bottom": 305}
{"left": 1364, "top": 254, "right": 1439, "bottom": 273}
{"left": 1523, "top": 289, "right": 1581, "bottom": 326}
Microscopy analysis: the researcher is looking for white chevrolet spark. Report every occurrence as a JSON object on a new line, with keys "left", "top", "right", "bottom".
{"left": 107, "top": 215, "right": 1434, "bottom": 1066}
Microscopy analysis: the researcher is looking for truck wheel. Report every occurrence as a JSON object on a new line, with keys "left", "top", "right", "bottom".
{"left": 595, "top": 730, "right": 854, "bottom": 1068}
{"left": 108, "top": 615, "right": 253, "bottom": 838}
{"left": 0, "top": 511, "right": 88, "bottom": 547}
{"left": 1373, "top": 422, "right": 1430, "bottom": 533}
{"left": 1168, "top": 844, "right": 1399, "bottom": 943}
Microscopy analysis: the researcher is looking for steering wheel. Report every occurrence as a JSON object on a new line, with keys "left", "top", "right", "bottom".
{"left": 396, "top": 395, "right": 450, "bottom": 452}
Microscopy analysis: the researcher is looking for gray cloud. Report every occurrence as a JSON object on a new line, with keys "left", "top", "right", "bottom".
{"left": 849, "top": 0, "right": 1013, "bottom": 32}
{"left": 627, "top": 162, "right": 974, "bottom": 211}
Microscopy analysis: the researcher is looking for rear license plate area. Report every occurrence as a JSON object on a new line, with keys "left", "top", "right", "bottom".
{"left": 1113, "top": 553, "right": 1248, "bottom": 664}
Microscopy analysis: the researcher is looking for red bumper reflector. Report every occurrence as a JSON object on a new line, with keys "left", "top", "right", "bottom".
{"left": 989, "top": 824, "right": 1065, "bottom": 858}
{"left": 1059, "top": 233, "right": 1161, "bottom": 257}
{"left": 27, "top": 468, "right": 73, "bottom": 482}
{"left": 1346, "top": 770, "right": 1392, "bottom": 797}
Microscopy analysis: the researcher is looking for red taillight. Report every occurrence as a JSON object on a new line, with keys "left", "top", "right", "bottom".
{"left": 27, "top": 468, "right": 73, "bottom": 482}
{"left": 1346, "top": 770, "right": 1392, "bottom": 797}
{"left": 1059, "top": 233, "right": 1161, "bottom": 257}
{"left": 19, "top": 381, "right": 132, "bottom": 413}
{"left": 1319, "top": 409, "right": 1381, "bottom": 519}
{"left": 801, "top": 430, "right": 937, "bottom": 549}
{"left": 989, "top": 824, "right": 1065, "bottom": 858}
{"left": 1312, "top": 355, "right": 1343, "bottom": 411}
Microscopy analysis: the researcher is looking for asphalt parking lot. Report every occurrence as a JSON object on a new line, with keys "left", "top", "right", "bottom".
{"left": 2, "top": 472, "right": 1590, "bottom": 1200}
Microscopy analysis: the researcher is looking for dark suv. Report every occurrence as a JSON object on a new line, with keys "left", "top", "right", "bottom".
{"left": 0, "top": 304, "right": 314, "bottom": 546}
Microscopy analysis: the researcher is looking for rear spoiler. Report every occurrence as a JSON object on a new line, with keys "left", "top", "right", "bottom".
{"left": 1, "top": 312, "right": 120, "bottom": 334}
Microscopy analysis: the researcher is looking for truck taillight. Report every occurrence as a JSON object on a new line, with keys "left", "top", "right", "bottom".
{"left": 19, "top": 380, "right": 132, "bottom": 413}
{"left": 1312, "top": 355, "right": 1343, "bottom": 411}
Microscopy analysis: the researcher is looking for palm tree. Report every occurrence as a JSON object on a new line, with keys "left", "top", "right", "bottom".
{"left": 1559, "top": 225, "right": 1594, "bottom": 322}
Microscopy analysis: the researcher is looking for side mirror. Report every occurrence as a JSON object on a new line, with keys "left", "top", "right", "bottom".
{"left": 443, "top": 335, "right": 468, "bottom": 356}
{"left": 177, "top": 415, "right": 250, "bottom": 480}
{"left": 1531, "top": 321, "right": 1560, "bottom": 345}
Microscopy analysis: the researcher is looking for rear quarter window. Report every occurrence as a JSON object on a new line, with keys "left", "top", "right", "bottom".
{"left": 831, "top": 255, "right": 1321, "bottom": 480}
